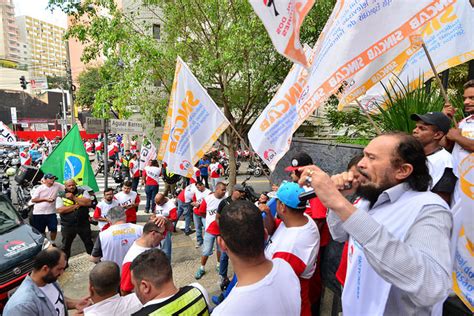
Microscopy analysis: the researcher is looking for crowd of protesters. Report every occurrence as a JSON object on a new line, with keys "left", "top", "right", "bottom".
{"left": 3, "top": 80, "right": 473, "bottom": 315}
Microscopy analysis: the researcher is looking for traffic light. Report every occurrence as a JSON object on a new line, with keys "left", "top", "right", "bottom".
{"left": 19, "top": 76, "right": 27, "bottom": 90}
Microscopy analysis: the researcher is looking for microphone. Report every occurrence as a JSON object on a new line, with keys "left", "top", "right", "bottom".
{"left": 299, "top": 183, "right": 352, "bottom": 202}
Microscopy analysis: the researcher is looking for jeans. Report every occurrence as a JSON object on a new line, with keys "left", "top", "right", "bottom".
{"left": 61, "top": 224, "right": 93, "bottom": 260}
{"left": 210, "top": 177, "right": 221, "bottom": 191}
{"left": 202, "top": 232, "right": 220, "bottom": 257}
{"left": 131, "top": 177, "right": 139, "bottom": 192}
{"left": 219, "top": 251, "right": 229, "bottom": 278}
{"left": 161, "top": 231, "right": 172, "bottom": 262}
{"left": 145, "top": 185, "right": 159, "bottom": 212}
{"left": 176, "top": 200, "right": 192, "bottom": 233}
{"left": 199, "top": 175, "right": 209, "bottom": 188}
{"left": 193, "top": 213, "right": 205, "bottom": 245}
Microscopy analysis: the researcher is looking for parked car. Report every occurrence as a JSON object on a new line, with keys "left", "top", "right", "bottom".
{"left": 0, "top": 193, "right": 50, "bottom": 312}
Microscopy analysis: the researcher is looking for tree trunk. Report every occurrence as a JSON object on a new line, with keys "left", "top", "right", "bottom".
{"left": 226, "top": 130, "right": 238, "bottom": 191}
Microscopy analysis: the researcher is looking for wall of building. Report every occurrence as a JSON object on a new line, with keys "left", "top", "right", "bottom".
{"left": 0, "top": 0, "right": 20, "bottom": 61}
{"left": 270, "top": 138, "right": 364, "bottom": 185}
{"left": 16, "top": 15, "right": 67, "bottom": 79}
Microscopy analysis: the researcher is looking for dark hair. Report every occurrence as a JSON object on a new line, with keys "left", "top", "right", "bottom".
{"left": 131, "top": 154, "right": 137, "bottom": 159}
{"left": 388, "top": 132, "right": 431, "bottom": 191}
{"left": 130, "top": 249, "right": 172, "bottom": 288}
{"left": 123, "top": 180, "right": 132, "bottom": 188}
{"left": 219, "top": 200, "right": 265, "bottom": 259}
{"left": 104, "top": 187, "right": 114, "bottom": 194}
{"left": 196, "top": 181, "right": 204, "bottom": 186}
{"left": 347, "top": 153, "right": 364, "bottom": 171}
{"left": 89, "top": 261, "right": 120, "bottom": 296}
{"left": 464, "top": 79, "right": 474, "bottom": 90}
{"left": 151, "top": 160, "right": 159, "bottom": 167}
{"left": 33, "top": 248, "right": 64, "bottom": 271}
{"left": 143, "top": 221, "right": 162, "bottom": 234}
{"left": 215, "top": 182, "right": 227, "bottom": 190}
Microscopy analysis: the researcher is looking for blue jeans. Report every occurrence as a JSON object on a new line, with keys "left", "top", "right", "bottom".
{"left": 202, "top": 232, "right": 220, "bottom": 257}
{"left": 219, "top": 251, "right": 229, "bottom": 278}
{"left": 161, "top": 231, "right": 172, "bottom": 262}
{"left": 176, "top": 200, "right": 192, "bottom": 233}
{"left": 193, "top": 214, "right": 205, "bottom": 245}
{"left": 145, "top": 185, "right": 159, "bottom": 212}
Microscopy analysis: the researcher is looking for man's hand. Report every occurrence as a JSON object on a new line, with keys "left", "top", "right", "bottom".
{"left": 152, "top": 215, "right": 169, "bottom": 229}
{"left": 298, "top": 165, "right": 356, "bottom": 221}
{"left": 330, "top": 171, "right": 359, "bottom": 196}
{"left": 443, "top": 103, "right": 456, "bottom": 118}
{"left": 446, "top": 127, "right": 462, "bottom": 142}
{"left": 74, "top": 296, "right": 92, "bottom": 313}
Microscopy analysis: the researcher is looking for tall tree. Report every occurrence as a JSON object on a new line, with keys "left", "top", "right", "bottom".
{"left": 49, "top": 0, "right": 335, "bottom": 186}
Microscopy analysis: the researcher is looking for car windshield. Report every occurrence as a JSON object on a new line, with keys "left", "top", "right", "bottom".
{"left": 0, "top": 197, "right": 21, "bottom": 234}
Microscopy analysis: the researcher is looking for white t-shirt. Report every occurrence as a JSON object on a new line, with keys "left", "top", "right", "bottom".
{"left": 32, "top": 182, "right": 64, "bottom": 215}
{"left": 94, "top": 200, "right": 120, "bottom": 230}
{"left": 212, "top": 259, "right": 301, "bottom": 316}
{"left": 39, "top": 283, "right": 65, "bottom": 316}
{"left": 426, "top": 148, "right": 453, "bottom": 188}
{"left": 452, "top": 115, "right": 474, "bottom": 177}
{"left": 84, "top": 293, "right": 142, "bottom": 316}
{"left": 99, "top": 223, "right": 143, "bottom": 268}
{"left": 265, "top": 213, "right": 320, "bottom": 280}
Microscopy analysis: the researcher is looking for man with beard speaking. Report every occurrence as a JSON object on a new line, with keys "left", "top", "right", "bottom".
{"left": 298, "top": 133, "right": 452, "bottom": 316}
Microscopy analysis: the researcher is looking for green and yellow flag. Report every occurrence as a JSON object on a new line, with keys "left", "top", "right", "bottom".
{"left": 41, "top": 125, "right": 99, "bottom": 191}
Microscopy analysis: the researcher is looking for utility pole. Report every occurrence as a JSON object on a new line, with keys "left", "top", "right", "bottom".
{"left": 65, "top": 41, "right": 75, "bottom": 126}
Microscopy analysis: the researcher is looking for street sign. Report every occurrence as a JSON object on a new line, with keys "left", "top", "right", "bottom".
{"left": 10, "top": 107, "right": 17, "bottom": 124}
{"left": 85, "top": 117, "right": 105, "bottom": 134}
{"left": 30, "top": 77, "right": 48, "bottom": 90}
{"left": 109, "top": 119, "right": 143, "bottom": 134}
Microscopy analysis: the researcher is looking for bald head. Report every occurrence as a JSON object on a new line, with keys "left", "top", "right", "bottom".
{"left": 64, "top": 179, "right": 77, "bottom": 192}
{"left": 155, "top": 193, "right": 166, "bottom": 206}
{"left": 89, "top": 261, "right": 120, "bottom": 297}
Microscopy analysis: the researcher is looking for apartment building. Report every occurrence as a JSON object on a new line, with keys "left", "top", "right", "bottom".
{"left": 16, "top": 15, "right": 67, "bottom": 79}
{"left": 0, "top": 0, "right": 20, "bottom": 62}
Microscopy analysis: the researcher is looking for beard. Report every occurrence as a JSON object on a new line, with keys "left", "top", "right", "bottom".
{"left": 356, "top": 169, "right": 395, "bottom": 207}
{"left": 42, "top": 271, "right": 58, "bottom": 284}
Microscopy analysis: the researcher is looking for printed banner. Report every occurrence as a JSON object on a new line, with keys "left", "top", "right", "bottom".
{"left": 354, "top": 0, "right": 474, "bottom": 111}
{"left": 0, "top": 121, "right": 17, "bottom": 145}
{"left": 139, "top": 139, "right": 157, "bottom": 171}
{"left": 250, "top": 0, "right": 448, "bottom": 170}
{"left": 249, "top": 0, "right": 314, "bottom": 67}
{"left": 158, "top": 57, "right": 230, "bottom": 177}
{"left": 451, "top": 153, "right": 474, "bottom": 312}
{"left": 249, "top": 46, "right": 313, "bottom": 170}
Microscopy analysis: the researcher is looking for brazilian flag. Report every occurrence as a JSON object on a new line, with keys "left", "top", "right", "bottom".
{"left": 41, "top": 125, "right": 99, "bottom": 191}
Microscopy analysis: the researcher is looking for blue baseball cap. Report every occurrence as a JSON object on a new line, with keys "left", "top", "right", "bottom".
{"left": 276, "top": 182, "right": 306, "bottom": 210}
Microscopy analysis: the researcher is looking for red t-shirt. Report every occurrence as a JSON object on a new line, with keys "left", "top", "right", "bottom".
{"left": 305, "top": 197, "right": 331, "bottom": 247}
{"left": 143, "top": 166, "right": 161, "bottom": 186}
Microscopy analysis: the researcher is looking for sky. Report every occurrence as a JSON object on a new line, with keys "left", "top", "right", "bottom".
{"left": 13, "top": 0, "right": 67, "bottom": 28}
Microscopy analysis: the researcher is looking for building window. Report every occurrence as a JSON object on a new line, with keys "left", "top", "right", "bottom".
{"left": 152, "top": 24, "right": 160, "bottom": 40}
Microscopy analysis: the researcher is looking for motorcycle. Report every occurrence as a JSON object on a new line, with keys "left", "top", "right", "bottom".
{"left": 94, "top": 155, "right": 114, "bottom": 177}
{"left": 16, "top": 182, "right": 34, "bottom": 219}
{"left": 219, "top": 158, "right": 241, "bottom": 177}
{"left": 247, "top": 158, "right": 269, "bottom": 177}
{"left": 241, "top": 176, "right": 259, "bottom": 203}
{"left": 0, "top": 174, "right": 11, "bottom": 200}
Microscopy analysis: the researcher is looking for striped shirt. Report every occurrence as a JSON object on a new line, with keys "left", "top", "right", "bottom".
{"left": 327, "top": 183, "right": 452, "bottom": 316}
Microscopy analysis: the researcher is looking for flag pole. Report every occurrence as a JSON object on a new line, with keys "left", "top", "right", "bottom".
{"left": 421, "top": 43, "right": 457, "bottom": 124}
{"left": 226, "top": 123, "right": 271, "bottom": 181}
{"left": 355, "top": 99, "right": 382, "bottom": 135}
